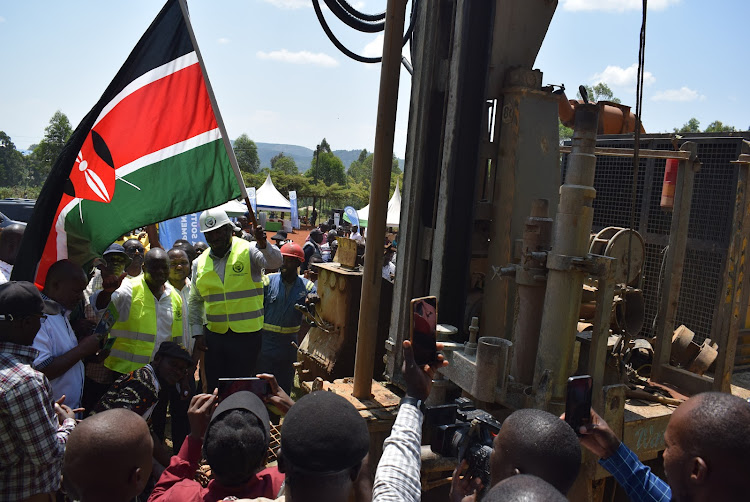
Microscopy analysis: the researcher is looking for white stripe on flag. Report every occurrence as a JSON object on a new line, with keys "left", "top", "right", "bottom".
{"left": 55, "top": 128, "right": 222, "bottom": 257}
{"left": 93, "top": 52, "right": 199, "bottom": 128}
{"left": 116, "top": 128, "right": 221, "bottom": 177}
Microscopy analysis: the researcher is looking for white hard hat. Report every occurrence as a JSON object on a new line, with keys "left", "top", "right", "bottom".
{"left": 199, "top": 208, "right": 239, "bottom": 233}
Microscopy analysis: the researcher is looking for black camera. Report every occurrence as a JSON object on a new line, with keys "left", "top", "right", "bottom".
{"left": 424, "top": 397, "right": 502, "bottom": 488}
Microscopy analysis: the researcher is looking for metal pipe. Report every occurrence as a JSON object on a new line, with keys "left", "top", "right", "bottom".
{"left": 352, "top": 0, "right": 407, "bottom": 399}
{"left": 511, "top": 199, "right": 552, "bottom": 386}
{"left": 533, "top": 104, "right": 599, "bottom": 410}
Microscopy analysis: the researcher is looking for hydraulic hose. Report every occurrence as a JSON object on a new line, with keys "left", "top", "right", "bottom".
{"left": 313, "top": 0, "right": 417, "bottom": 66}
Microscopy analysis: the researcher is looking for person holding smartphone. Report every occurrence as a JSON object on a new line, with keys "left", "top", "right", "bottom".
{"left": 577, "top": 392, "right": 750, "bottom": 502}
{"left": 373, "top": 340, "right": 448, "bottom": 501}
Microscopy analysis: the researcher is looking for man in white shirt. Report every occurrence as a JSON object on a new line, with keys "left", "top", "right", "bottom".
{"left": 351, "top": 225, "right": 364, "bottom": 245}
{"left": 0, "top": 223, "right": 25, "bottom": 283}
{"left": 33, "top": 260, "right": 101, "bottom": 410}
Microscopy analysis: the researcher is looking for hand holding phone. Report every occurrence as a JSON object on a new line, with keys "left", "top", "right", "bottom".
{"left": 217, "top": 377, "right": 271, "bottom": 402}
{"left": 565, "top": 375, "right": 593, "bottom": 435}
{"left": 410, "top": 296, "right": 438, "bottom": 366}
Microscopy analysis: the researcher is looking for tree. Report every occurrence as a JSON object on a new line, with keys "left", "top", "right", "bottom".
{"left": 578, "top": 83, "right": 621, "bottom": 104}
{"left": 704, "top": 120, "right": 736, "bottom": 133}
{"left": 558, "top": 120, "right": 574, "bottom": 144}
{"left": 675, "top": 118, "right": 700, "bottom": 133}
{"left": 29, "top": 110, "right": 72, "bottom": 185}
{"left": 270, "top": 152, "right": 298, "bottom": 175}
{"left": 307, "top": 150, "right": 346, "bottom": 186}
{"left": 347, "top": 151, "right": 401, "bottom": 187}
{"left": 0, "top": 132, "right": 27, "bottom": 187}
{"left": 234, "top": 134, "right": 260, "bottom": 174}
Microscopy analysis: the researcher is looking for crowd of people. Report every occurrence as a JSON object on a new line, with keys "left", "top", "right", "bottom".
{"left": 1, "top": 207, "right": 748, "bottom": 501}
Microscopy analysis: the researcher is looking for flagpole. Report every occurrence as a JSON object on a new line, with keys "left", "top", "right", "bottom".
{"left": 176, "top": 0, "right": 258, "bottom": 227}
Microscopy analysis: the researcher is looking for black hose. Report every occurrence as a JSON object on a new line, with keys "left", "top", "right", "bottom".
{"left": 334, "top": 0, "right": 385, "bottom": 23}
{"left": 323, "top": 0, "right": 384, "bottom": 33}
{"left": 313, "top": 0, "right": 418, "bottom": 66}
{"left": 313, "top": 0, "right": 381, "bottom": 63}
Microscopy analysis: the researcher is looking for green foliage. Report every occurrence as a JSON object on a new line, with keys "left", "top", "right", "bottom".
{"left": 0, "top": 132, "right": 28, "bottom": 187}
{"left": 577, "top": 83, "right": 621, "bottom": 104}
{"left": 29, "top": 110, "right": 72, "bottom": 185}
{"left": 234, "top": 134, "right": 260, "bottom": 174}
{"left": 270, "top": 152, "right": 298, "bottom": 175}
{"left": 558, "top": 120, "right": 574, "bottom": 144}
{"left": 347, "top": 150, "right": 402, "bottom": 187}
{"left": 675, "top": 117, "right": 701, "bottom": 133}
{"left": 307, "top": 140, "right": 346, "bottom": 186}
{"left": 704, "top": 120, "right": 736, "bottom": 133}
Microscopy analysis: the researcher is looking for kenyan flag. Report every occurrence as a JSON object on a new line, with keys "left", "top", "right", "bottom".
{"left": 13, "top": 0, "right": 243, "bottom": 285}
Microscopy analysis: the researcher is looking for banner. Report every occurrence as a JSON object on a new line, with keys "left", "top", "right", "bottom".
{"left": 159, "top": 212, "right": 206, "bottom": 247}
{"left": 248, "top": 186, "right": 257, "bottom": 214}
{"left": 289, "top": 190, "right": 299, "bottom": 229}
{"left": 344, "top": 206, "right": 359, "bottom": 228}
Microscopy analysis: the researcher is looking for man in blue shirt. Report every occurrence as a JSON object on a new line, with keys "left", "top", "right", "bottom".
{"left": 579, "top": 392, "right": 750, "bottom": 502}
{"left": 257, "top": 242, "right": 316, "bottom": 393}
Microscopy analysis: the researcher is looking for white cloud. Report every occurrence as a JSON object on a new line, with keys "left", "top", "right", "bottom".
{"left": 651, "top": 86, "right": 705, "bottom": 102}
{"left": 592, "top": 63, "right": 655, "bottom": 88}
{"left": 363, "top": 34, "right": 384, "bottom": 58}
{"left": 561, "top": 0, "right": 680, "bottom": 12}
{"left": 362, "top": 33, "right": 410, "bottom": 59}
{"left": 256, "top": 49, "right": 339, "bottom": 68}
{"left": 217, "top": 38, "right": 230, "bottom": 45}
{"left": 0, "top": 16, "right": 5, "bottom": 23}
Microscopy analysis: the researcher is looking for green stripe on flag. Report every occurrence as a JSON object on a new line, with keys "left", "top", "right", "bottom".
{"left": 63, "top": 139, "right": 239, "bottom": 265}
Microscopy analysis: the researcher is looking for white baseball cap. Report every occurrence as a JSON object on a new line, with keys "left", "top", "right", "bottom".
{"left": 199, "top": 208, "right": 239, "bottom": 233}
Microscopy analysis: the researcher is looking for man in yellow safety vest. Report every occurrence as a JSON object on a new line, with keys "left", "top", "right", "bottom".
{"left": 95, "top": 247, "right": 192, "bottom": 450}
{"left": 188, "top": 208, "right": 282, "bottom": 392}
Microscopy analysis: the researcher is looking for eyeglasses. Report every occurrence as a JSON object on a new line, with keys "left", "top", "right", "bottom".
{"left": 169, "top": 261, "right": 189, "bottom": 268}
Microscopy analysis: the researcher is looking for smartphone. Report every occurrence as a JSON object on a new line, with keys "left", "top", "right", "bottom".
{"left": 94, "top": 303, "right": 119, "bottom": 341}
{"left": 410, "top": 296, "right": 438, "bottom": 366}
{"left": 565, "top": 375, "right": 593, "bottom": 435}
{"left": 218, "top": 377, "right": 271, "bottom": 402}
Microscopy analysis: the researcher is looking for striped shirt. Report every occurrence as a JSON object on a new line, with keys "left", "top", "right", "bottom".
{"left": 599, "top": 442, "right": 672, "bottom": 502}
{"left": 373, "top": 403, "right": 423, "bottom": 502}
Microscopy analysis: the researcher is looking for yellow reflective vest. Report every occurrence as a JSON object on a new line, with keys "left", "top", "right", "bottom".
{"left": 104, "top": 276, "right": 183, "bottom": 374}
{"left": 195, "top": 237, "right": 264, "bottom": 334}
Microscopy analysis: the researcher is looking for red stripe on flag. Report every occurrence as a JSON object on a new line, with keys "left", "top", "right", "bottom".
{"left": 94, "top": 62, "right": 217, "bottom": 170}
{"left": 35, "top": 194, "right": 74, "bottom": 288}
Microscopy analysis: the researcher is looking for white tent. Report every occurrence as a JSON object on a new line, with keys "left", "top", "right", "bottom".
{"left": 349, "top": 181, "right": 401, "bottom": 228}
{"left": 214, "top": 199, "right": 247, "bottom": 217}
{"left": 256, "top": 174, "right": 291, "bottom": 212}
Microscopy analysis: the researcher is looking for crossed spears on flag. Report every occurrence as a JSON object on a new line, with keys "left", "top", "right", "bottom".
{"left": 69, "top": 130, "right": 141, "bottom": 222}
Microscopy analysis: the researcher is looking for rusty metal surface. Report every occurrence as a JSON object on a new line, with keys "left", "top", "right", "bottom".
{"left": 534, "top": 104, "right": 600, "bottom": 411}
{"left": 297, "top": 263, "right": 391, "bottom": 382}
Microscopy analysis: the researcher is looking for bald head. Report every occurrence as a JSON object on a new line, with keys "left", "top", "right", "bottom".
{"left": 144, "top": 247, "right": 168, "bottom": 266}
{"left": 64, "top": 409, "right": 153, "bottom": 502}
{"left": 491, "top": 408, "right": 581, "bottom": 494}
{"left": 43, "top": 259, "right": 87, "bottom": 309}
{"left": 663, "top": 392, "right": 750, "bottom": 501}
{"left": 0, "top": 223, "right": 25, "bottom": 264}
{"left": 485, "top": 474, "right": 567, "bottom": 502}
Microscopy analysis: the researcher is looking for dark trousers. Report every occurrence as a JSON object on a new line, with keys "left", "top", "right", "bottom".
{"left": 81, "top": 377, "right": 111, "bottom": 417}
{"left": 150, "top": 377, "right": 195, "bottom": 453}
{"left": 204, "top": 328, "right": 263, "bottom": 393}
{"left": 257, "top": 330, "right": 298, "bottom": 394}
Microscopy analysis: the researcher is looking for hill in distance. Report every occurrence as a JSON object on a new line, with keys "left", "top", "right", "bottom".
{"left": 255, "top": 142, "right": 404, "bottom": 173}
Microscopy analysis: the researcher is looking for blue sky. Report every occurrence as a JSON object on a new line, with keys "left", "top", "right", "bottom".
{"left": 1, "top": 0, "right": 747, "bottom": 162}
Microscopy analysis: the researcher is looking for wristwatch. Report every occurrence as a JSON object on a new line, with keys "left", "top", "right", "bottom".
{"left": 400, "top": 395, "right": 425, "bottom": 413}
